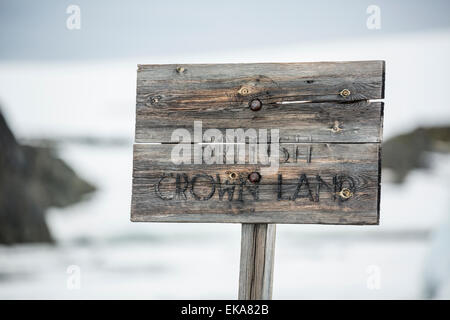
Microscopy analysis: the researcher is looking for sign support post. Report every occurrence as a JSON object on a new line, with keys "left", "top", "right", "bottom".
{"left": 239, "top": 223, "right": 276, "bottom": 300}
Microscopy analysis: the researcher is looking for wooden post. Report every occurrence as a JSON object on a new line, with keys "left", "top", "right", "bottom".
{"left": 238, "top": 223, "right": 276, "bottom": 300}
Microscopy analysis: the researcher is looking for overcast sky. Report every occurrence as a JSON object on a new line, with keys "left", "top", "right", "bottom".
{"left": 1, "top": 0, "right": 450, "bottom": 61}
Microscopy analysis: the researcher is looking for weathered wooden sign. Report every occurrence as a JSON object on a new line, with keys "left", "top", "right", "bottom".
{"left": 131, "top": 61, "right": 385, "bottom": 225}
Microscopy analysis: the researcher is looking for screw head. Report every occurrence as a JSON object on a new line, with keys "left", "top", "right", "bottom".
{"left": 248, "top": 172, "right": 261, "bottom": 183}
{"left": 176, "top": 66, "right": 185, "bottom": 74}
{"left": 249, "top": 99, "right": 262, "bottom": 111}
{"left": 340, "top": 89, "right": 351, "bottom": 97}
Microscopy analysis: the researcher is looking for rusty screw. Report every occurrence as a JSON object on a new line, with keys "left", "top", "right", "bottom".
{"left": 248, "top": 172, "right": 261, "bottom": 183}
{"left": 340, "top": 89, "right": 351, "bottom": 97}
{"left": 249, "top": 99, "right": 262, "bottom": 111}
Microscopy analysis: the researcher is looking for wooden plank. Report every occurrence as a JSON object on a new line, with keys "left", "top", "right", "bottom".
{"left": 131, "top": 143, "right": 380, "bottom": 224}
{"left": 131, "top": 61, "right": 384, "bottom": 225}
{"left": 239, "top": 224, "right": 276, "bottom": 300}
{"left": 132, "top": 143, "right": 379, "bottom": 183}
{"left": 136, "top": 101, "right": 383, "bottom": 143}
{"left": 136, "top": 61, "right": 385, "bottom": 143}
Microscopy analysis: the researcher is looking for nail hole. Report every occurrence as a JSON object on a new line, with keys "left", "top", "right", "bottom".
{"left": 339, "top": 188, "right": 353, "bottom": 199}
{"left": 228, "top": 172, "right": 237, "bottom": 179}
{"left": 331, "top": 121, "right": 342, "bottom": 133}
{"left": 340, "top": 89, "right": 351, "bottom": 97}
{"left": 239, "top": 87, "right": 250, "bottom": 95}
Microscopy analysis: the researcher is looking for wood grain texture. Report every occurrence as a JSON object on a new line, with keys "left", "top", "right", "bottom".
{"left": 131, "top": 143, "right": 380, "bottom": 224}
{"left": 136, "top": 61, "right": 385, "bottom": 143}
{"left": 136, "top": 101, "right": 383, "bottom": 143}
{"left": 131, "top": 61, "right": 385, "bottom": 225}
{"left": 239, "top": 224, "right": 276, "bottom": 300}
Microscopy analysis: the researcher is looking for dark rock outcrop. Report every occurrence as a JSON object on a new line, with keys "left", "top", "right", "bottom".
{"left": 382, "top": 126, "right": 450, "bottom": 183}
{"left": 0, "top": 110, "right": 95, "bottom": 244}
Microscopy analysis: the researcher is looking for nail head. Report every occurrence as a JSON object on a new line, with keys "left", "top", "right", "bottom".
{"left": 248, "top": 172, "right": 261, "bottom": 183}
{"left": 249, "top": 99, "right": 262, "bottom": 111}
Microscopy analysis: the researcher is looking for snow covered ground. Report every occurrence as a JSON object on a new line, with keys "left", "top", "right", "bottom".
{"left": 0, "top": 30, "right": 449, "bottom": 299}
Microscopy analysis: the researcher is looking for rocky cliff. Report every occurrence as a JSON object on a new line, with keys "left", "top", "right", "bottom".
{"left": 0, "top": 110, "right": 95, "bottom": 244}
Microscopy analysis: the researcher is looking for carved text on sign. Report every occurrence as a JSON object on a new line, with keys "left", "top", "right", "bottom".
{"left": 155, "top": 173, "right": 356, "bottom": 203}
